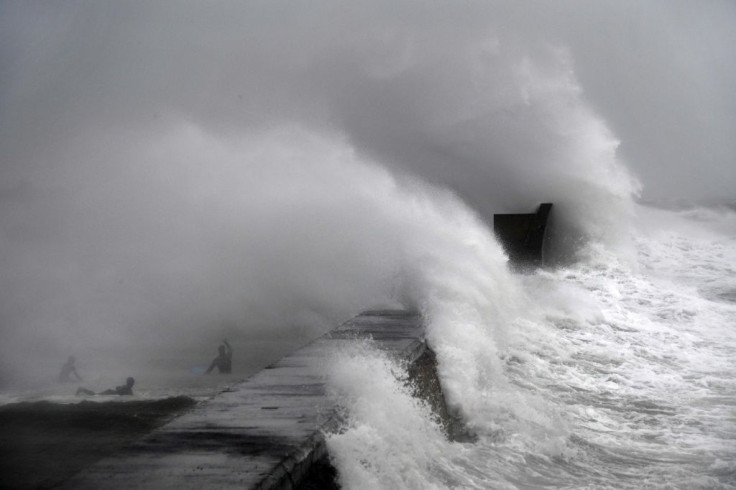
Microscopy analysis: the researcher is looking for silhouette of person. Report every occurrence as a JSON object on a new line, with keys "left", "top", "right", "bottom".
{"left": 205, "top": 340, "right": 232, "bottom": 374}
{"left": 58, "top": 356, "right": 82, "bottom": 383}
{"left": 76, "top": 377, "right": 135, "bottom": 396}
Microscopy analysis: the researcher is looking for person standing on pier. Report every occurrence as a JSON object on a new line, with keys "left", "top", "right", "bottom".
{"left": 58, "top": 356, "right": 82, "bottom": 383}
{"left": 205, "top": 339, "right": 233, "bottom": 374}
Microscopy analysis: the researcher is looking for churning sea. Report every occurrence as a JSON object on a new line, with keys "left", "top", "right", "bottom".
{"left": 324, "top": 203, "right": 736, "bottom": 489}
{"left": 2, "top": 203, "right": 734, "bottom": 490}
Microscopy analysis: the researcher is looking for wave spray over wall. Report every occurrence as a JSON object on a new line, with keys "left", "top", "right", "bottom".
{"left": 1, "top": 2, "right": 734, "bottom": 488}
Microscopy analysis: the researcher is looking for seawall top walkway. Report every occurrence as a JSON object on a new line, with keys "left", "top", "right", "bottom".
{"left": 63, "top": 309, "right": 424, "bottom": 489}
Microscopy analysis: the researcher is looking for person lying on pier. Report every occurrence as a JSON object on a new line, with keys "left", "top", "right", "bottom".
{"left": 205, "top": 339, "right": 232, "bottom": 374}
{"left": 76, "top": 377, "right": 135, "bottom": 396}
{"left": 58, "top": 356, "right": 82, "bottom": 383}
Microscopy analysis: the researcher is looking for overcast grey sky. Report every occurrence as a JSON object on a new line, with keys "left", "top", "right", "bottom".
{"left": 3, "top": 1, "right": 735, "bottom": 201}
{"left": 0, "top": 1, "right": 734, "bottom": 384}
{"left": 2, "top": 1, "right": 733, "bottom": 202}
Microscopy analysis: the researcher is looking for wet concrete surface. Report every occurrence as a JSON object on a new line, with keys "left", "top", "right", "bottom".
{"left": 62, "top": 310, "right": 425, "bottom": 489}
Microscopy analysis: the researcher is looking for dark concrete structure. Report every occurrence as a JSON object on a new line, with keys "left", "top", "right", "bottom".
{"left": 63, "top": 310, "right": 431, "bottom": 490}
{"left": 494, "top": 203, "right": 553, "bottom": 267}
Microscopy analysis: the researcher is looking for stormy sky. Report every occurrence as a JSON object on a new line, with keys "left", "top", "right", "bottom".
{"left": 1, "top": 1, "right": 734, "bottom": 384}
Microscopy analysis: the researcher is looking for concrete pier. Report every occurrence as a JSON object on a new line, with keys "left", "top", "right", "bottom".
{"left": 63, "top": 310, "right": 425, "bottom": 489}
{"left": 494, "top": 202, "right": 553, "bottom": 267}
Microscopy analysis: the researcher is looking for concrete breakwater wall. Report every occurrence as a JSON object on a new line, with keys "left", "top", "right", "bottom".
{"left": 64, "top": 309, "right": 448, "bottom": 489}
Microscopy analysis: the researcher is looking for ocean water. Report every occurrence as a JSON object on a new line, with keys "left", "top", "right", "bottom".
{"left": 325, "top": 203, "right": 736, "bottom": 489}
{"left": 2, "top": 203, "right": 733, "bottom": 490}
{"left": 2, "top": 4, "right": 734, "bottom": 489}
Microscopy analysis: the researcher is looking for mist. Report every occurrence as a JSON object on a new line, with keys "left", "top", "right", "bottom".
{"left": 1, "top": 1, "right": 734, "bottom": 387}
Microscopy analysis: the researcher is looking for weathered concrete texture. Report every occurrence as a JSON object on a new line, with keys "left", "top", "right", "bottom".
{"left": 62, "top": 310, "right": 424, "bottom": 490}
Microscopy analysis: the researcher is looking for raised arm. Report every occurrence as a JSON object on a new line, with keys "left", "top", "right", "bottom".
{"left": 223, "top": 339, "right": 232, "bottom": 358}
